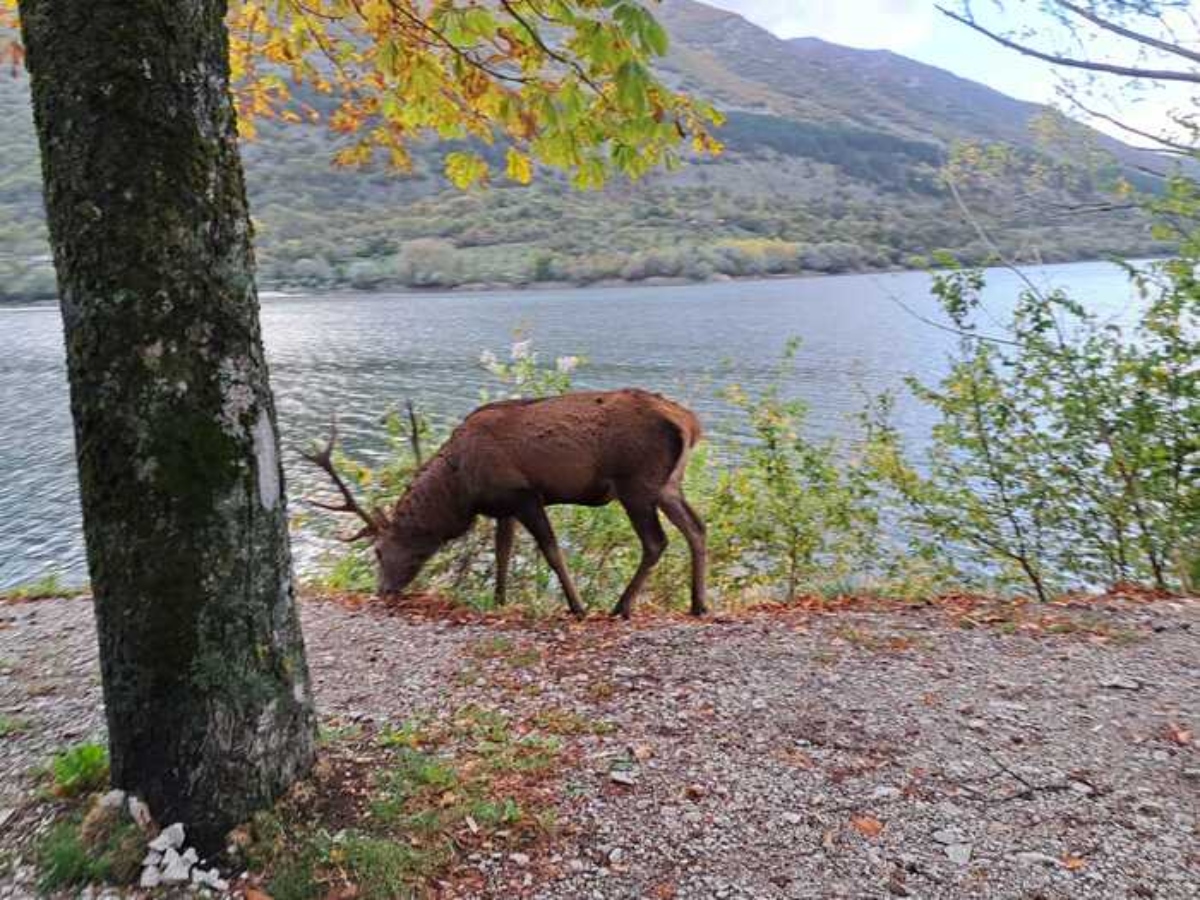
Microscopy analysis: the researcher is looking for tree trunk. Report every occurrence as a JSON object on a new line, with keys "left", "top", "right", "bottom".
{"left": 18, "top": 0, "right": 316, "bottom": 850}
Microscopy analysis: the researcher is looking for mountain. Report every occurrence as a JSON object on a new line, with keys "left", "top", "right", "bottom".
{"left": 0, "top": 0, "right": 1174, "bottom": 301}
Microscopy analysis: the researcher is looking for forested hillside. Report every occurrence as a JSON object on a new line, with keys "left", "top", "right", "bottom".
{"left": 0, "top": 0, "right": 1176, "bottom": 301}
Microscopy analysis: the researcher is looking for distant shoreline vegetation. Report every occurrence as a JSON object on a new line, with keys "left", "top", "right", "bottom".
{"left": 0, "top": 244, "right": 1172, "bottom": 305}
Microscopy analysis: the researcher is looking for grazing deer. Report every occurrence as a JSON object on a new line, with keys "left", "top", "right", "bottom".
{"left": 304, "top": 389, "right": 707, "bottom": 619}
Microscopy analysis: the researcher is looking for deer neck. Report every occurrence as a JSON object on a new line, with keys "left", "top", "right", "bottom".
{"left": 389, "top": 453, "right": 474, "bottom": 546}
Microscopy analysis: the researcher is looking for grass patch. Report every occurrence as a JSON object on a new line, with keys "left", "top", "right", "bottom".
{"left": 242, "top": 703, "right": 568, "bottom": 898}
{"left": 532, "top": 707, "right": 616, "bottom": 736}
{"left": 0, "top": 713, "right": 28, "bottom": 738}
{"left": 326, "top": 831, "right": 444, "bottom": 900}
{"left": 0, "top": 572, "right": 87, "bottom": 602}
{"left": 49, "top": 742, "right": 109, "bottom": 797}
{"left": 467, "top": 636, "right": 541, "bottom": 667}
{"left": 36, "top": 813, "right": 142, "bottom": 892}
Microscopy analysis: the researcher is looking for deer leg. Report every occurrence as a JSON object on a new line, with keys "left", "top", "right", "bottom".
{"left": 660, "top": 491, "right": 708, "bottom": 616}
{"left": 612, "top": 501, "right": 667, "bottom": 620}
{"left": 494, "top": 516, "right": 515, "bottom": 607}
{"left": 516, "top": 501, "right": 587, "bottom": 619}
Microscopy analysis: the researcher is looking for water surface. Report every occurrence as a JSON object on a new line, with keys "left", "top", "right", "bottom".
{"left": 0, "top": 261, "right": 1142, "bottom": 588}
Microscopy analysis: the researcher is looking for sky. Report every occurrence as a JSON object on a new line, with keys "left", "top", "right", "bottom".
{"left": 700, "top": 0, "right": 1196, "bottom": 141}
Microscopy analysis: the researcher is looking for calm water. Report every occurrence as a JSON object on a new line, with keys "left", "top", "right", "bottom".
{"left": 0, "top": 261, "right": 1142, "bottom": 588}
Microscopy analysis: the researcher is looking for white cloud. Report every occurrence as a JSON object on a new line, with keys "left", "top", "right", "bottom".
{"left": 701, "top": 0, "right": 935, "bottom": 49}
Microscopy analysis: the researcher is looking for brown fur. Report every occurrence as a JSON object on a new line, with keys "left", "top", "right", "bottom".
{"left": 364, "top": 389, "right": 707, "bottom": 618}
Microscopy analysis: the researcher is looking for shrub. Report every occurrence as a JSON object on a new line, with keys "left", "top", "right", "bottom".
{"left": 50, "top": 743, "right": 109, "bottom": 797}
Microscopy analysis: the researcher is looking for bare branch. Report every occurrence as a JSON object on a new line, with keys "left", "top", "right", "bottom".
{"left": 1062, "top": 92, "right": 1198, "bottom": 155}
{"left": 1053, "top": 0, "right": 1200, "bottom": 66}
{"left": 937, "top": 5, "right": 1200, "bottom": 84}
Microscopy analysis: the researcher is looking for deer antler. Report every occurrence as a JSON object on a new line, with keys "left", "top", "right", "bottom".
{"left": 301, "top": 417, "right": 387, "bottom": 541}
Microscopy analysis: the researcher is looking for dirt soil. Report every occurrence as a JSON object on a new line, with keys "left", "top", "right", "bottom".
{"left": 1, "top": 592, "right": 1197, "bottom": 899}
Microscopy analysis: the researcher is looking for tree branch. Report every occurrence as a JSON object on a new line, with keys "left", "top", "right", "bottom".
{"left": 1053, "top": 0, "right": 1200, "bottom": 66}
{"left": 937, "top": 5, "right": 1200, "bottom": 84}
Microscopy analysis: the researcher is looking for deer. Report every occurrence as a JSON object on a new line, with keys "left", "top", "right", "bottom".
{"left": 303, "top": 389, "right": 708, "bottom": 619}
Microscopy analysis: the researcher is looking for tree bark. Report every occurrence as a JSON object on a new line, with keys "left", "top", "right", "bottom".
{"left": 18, "top": 0, "right": 316, "bottom": 850}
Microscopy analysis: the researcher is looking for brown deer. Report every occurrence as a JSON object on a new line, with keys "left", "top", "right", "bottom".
{"left": 304, "top": 389, "right": 707, "bottom": 619}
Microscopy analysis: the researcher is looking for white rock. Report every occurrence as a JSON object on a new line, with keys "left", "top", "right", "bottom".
{"left": 509, "top": 852, "right": 531, "bottom": 866}
{"left": 149, "top": 822, "right": 185, "bottom": 852}
{"left": 139, "top": 866, "right": 162, "bottom": 889}
{"left": 609, "top": 769, "right": 637, "bottom": 786}
{"left": 98, "top": 789, "right": 126, "bottom": 810}
{"left": 160, "top": 847, "right": 192, "bottom": 883}
{"left": 182, "top": 847, "right": 199, "bottom": 865}
{"left": 192, "top": 868, "right": 229, "bottom": 891}
{"left": 932, "top": 828, "right": 963, "bottom": 845}
{"left": 871, "top": 786, "right": 901, "bottom": 800}
{"left": 141, "top": 850, "right": 162, "bottom": 868}
{"left": 128, "top": 796, "right": 153, "bottom": 831}
{"left": 782, "top": 812, "right": 803, "bottom": 825}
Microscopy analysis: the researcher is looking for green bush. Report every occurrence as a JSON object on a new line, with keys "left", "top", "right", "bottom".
{"left": 50, "top": 743, "right": 109, "bottom": 797}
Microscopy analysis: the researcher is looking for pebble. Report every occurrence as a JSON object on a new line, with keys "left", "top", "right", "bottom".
{"left": 931, "top": 828, "right": 963, "bottom": 845}
{"left": 1013, "top": 851, "right": 1060, "bottom": 866}
{"left": 609, "top": 769, "right": 637, "bottom": 786}
{"left": 1101, "top": 675, "right": 1141, "bottom": 690}
{"left": 945, "top": 844, "right": 972, "bottom": 865}
{"left": 510, "top": 853, "right": 531, "bottom": 866}
{"left": 782, "top": 812, "right": 803, "bottom": 825}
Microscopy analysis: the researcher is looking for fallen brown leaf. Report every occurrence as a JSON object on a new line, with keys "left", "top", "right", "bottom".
{"left": 851, "top": 814, "right": 885, "bottom": 838}
{"left": 1062, "top": 854, "right": 1086, "bottom": 871}
{"left": 1165, "top": 722, "right": 1192, "bottom": 746}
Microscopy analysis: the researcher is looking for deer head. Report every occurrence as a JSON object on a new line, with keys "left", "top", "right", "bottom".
{"left": 302, "top": 421, "right": 433, "bottom": 596}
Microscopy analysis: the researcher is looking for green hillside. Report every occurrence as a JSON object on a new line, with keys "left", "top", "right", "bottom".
{"left": 0, "top": 0, "right": 1175, "bottom": 301}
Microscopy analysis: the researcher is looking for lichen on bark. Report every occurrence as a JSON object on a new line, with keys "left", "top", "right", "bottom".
{"left": 18, "top": 0, "right": 316, "bottom": 850}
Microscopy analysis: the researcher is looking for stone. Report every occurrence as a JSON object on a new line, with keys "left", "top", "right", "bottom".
{"left": 141, "top": 850, "right": 161, "bottom": 868}
{"left": 510, "top": 853, "right": 531, "bottom": 866}
{"left": 931, "top": 828, "right": 963, "bottom": 845}
{"left": 139, "top": 866, "right": 162, "bottom": 889}
{"left": 607, "top": 848, "right": 624, "bottom": 865}
{"left": 1100, "top": 675, "right": 1141, "bottom": 690}
{"left": 782, "top": 812, "right": 803, "bottom": 825}
{"left": 149, "top": 822, "right": 185, "bottom": 852}
{"left": 610, "top": 769, "right": 637, "bottom": 786}
{"left": 192, "top": 867, "right": 230, "bottom": 891}
{"left": 127, "top": 796, "right": 153, "bottom": 831}
{"left": 1013, "top": 851, "right": 1060, "bottom": 866}
{"left": 871, "top": 786, "right": 901, "bottom": 800}
{"left": 98, "top": 789, "right": 126, "bottom": 810}
{"left": 160, "top": 847, "right": 191, "bottom": 883}
{"left": 182, "top": 847, "right": 199, "bottom": 865}
{"left": 946, "top": 844, "right": 972, "bottom": 865}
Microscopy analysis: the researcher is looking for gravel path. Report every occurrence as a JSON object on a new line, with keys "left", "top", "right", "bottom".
{"left": 1, "top": 594, "right": 1197, "bottom": 899}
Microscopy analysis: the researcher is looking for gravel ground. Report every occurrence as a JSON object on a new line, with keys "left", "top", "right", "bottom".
{"left": 1, "top": 593, "right": 1197, "bottom": 899}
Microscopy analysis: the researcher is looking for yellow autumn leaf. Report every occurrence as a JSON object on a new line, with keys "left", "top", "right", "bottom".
{"left": 444, "top": 151, "right": 488, "bottom": 189}
{"left": 505, "top": 148, "right": 533, "bottom": 185}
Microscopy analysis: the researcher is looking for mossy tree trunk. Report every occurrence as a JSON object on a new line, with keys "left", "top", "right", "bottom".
{"left": 18, "top": 0, "right": 316, "bottom": 850}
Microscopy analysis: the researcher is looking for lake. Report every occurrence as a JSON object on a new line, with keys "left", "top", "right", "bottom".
{"left": 0, "top": 260, "right": 1144, "bottom": 589}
